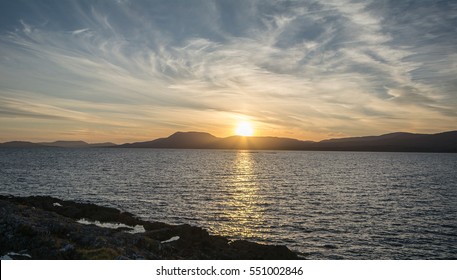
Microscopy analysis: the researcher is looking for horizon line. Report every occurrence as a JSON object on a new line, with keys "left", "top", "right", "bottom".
{"left": 1, "top": 129, "right": 457, "bottom": 145}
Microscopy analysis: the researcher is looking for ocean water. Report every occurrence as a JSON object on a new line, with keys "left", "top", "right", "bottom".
{"left": 0, "top": 148, "right": 456, "bottom": 259}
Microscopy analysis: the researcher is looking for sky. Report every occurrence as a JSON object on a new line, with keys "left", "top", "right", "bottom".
{"left": 1, "top": 0, "right": 456, "bottom": 143}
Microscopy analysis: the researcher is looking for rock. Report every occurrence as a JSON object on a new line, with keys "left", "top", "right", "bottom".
{"left": 59, "top": 244, "right": 74, "bottom": 252}
{"left": 0, "top": 195, "right": 302, "bottom": 260}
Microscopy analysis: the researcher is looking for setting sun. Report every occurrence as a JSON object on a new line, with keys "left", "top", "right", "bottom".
{"left": 235, "top": 122, "right": 254, "bottom": 136}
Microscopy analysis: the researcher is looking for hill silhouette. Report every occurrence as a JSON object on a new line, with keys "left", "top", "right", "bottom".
{"left": 119, "top": 132, "right": 218, "bottom": 149}
{"left": 0, "top": 141, "right": 46, "bottom": 148}
{"left": 317, "top": 131, "right": 457, "bottom": 152}
{"left": 0, "top": 140, "right": 115, "bottom": 148}
{"left": 1, "top": 131, "right": 456, "bottom": 152}
{"left": 118, "top": 130, "right": 457, "bottom": 152}
{"left": 39, "top": 141, "right": 116, "bottom": 148}
{"left": 118, "top": 133, "right": 313, "bottom": 150}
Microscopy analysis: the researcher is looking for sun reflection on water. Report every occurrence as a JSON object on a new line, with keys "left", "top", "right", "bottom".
{"left": 218, "top": 151, "right": 267, "bottom": 240}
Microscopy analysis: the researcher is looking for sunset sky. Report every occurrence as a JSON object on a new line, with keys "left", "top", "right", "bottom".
{"left": 1, "top": 0, "right": 456, "bottom": 143}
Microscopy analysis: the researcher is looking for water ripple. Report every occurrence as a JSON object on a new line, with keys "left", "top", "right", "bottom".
{"left": 0, "top": 148, "right": 456, "bottom": 259}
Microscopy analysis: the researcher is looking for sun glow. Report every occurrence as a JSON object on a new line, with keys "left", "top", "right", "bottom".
{"left": 235, "top": 122, "right": 254, "bottom": 136}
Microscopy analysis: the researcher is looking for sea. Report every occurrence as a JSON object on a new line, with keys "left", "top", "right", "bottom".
{"left": 0, "top": 148, "right": 456, "bottom": 259}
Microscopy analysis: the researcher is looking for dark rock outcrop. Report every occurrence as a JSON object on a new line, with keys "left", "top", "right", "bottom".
{"left": 0, "top": 195, "right": 300, "bottom": 260}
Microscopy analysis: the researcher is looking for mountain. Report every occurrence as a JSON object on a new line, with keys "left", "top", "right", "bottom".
{"left": 119, "top": 133, "right": 312, "bottom": 150}
{"left": 40, "top": 141, "right": 92, "bottom": 148}
{"left": 209, "top": 136, "right": 313, "bottom": 150}
{"left": 40, "top": 141, "right": 116, "bottom": 148}
{"left": 1, "top": 131, "right": 456, "bottom": 152}
{"left": 0, "top": 140, "right": 116, "bottom": 148}
{"left": 117, "top": 130, "right": 457, "bottom": 152}
{"left": 317, "top": 131, "right": 457, "bottom": 152}
{"left": 87, "top": 142, "right": 117, "bottom": 147}
{"left": 119, "top": 132, "right": 218, "bottom": 149}
{"left": 0, "top": 141, "right": 46, "bottom": 148}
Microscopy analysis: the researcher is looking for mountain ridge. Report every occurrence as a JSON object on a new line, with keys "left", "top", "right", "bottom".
{"left": 0, "top": 140, "right": 116, "bottom": 148}
{"left": 117, "top": 130, "right": 457, "bottom": 152}
{"left": 1, "top": 130, "right": 456, "bottom": 152}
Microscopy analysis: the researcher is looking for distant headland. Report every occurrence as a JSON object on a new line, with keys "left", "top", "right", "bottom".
{"left": 1, "top": 130, "right": 456, "bottom": 153}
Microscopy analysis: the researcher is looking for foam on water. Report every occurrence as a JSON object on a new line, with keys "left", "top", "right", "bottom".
{"left": 76, "top": 218, "right": 145, "bottom": 234}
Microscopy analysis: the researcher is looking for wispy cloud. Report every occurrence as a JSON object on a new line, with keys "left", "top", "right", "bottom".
{"left": 71, "top": 28, "right": 89, "bottom": 35}
{"left": 0, "top": 0, "right": 456, "bottom": 142}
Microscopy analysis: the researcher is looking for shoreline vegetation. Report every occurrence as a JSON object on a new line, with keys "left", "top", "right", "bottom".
{"left": 0, "top": 195, "right": 300, "bottom": 260}
{"left": 0, "top": 130, "right": 456, "bottom": 153}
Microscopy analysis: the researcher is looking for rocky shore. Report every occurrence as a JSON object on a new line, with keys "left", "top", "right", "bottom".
{"left": 0, "top": 195, "right": 300, "bottom": 260}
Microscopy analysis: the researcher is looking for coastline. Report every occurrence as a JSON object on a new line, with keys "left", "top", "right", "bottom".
{"left": 0, "top": 195, "right": 300, "bottom": 260}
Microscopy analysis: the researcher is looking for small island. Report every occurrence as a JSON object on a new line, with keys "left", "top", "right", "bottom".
{"left": 0, "top": 195, "right": 300, "bottom": 260}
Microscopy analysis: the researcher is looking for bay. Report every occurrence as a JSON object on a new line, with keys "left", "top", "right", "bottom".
{"left": 1, "top": 148, "right": 456, "bottom": 259}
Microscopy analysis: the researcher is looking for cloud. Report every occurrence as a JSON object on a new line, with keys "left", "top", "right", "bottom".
{"left": 19, "top": 19, "right": 32, "bottom": 33}
{"left": 0, "top": 0, "right": 456, "bottom": 141}
{"left": 71, "top": 28, "right": 89, "bottom": 35}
